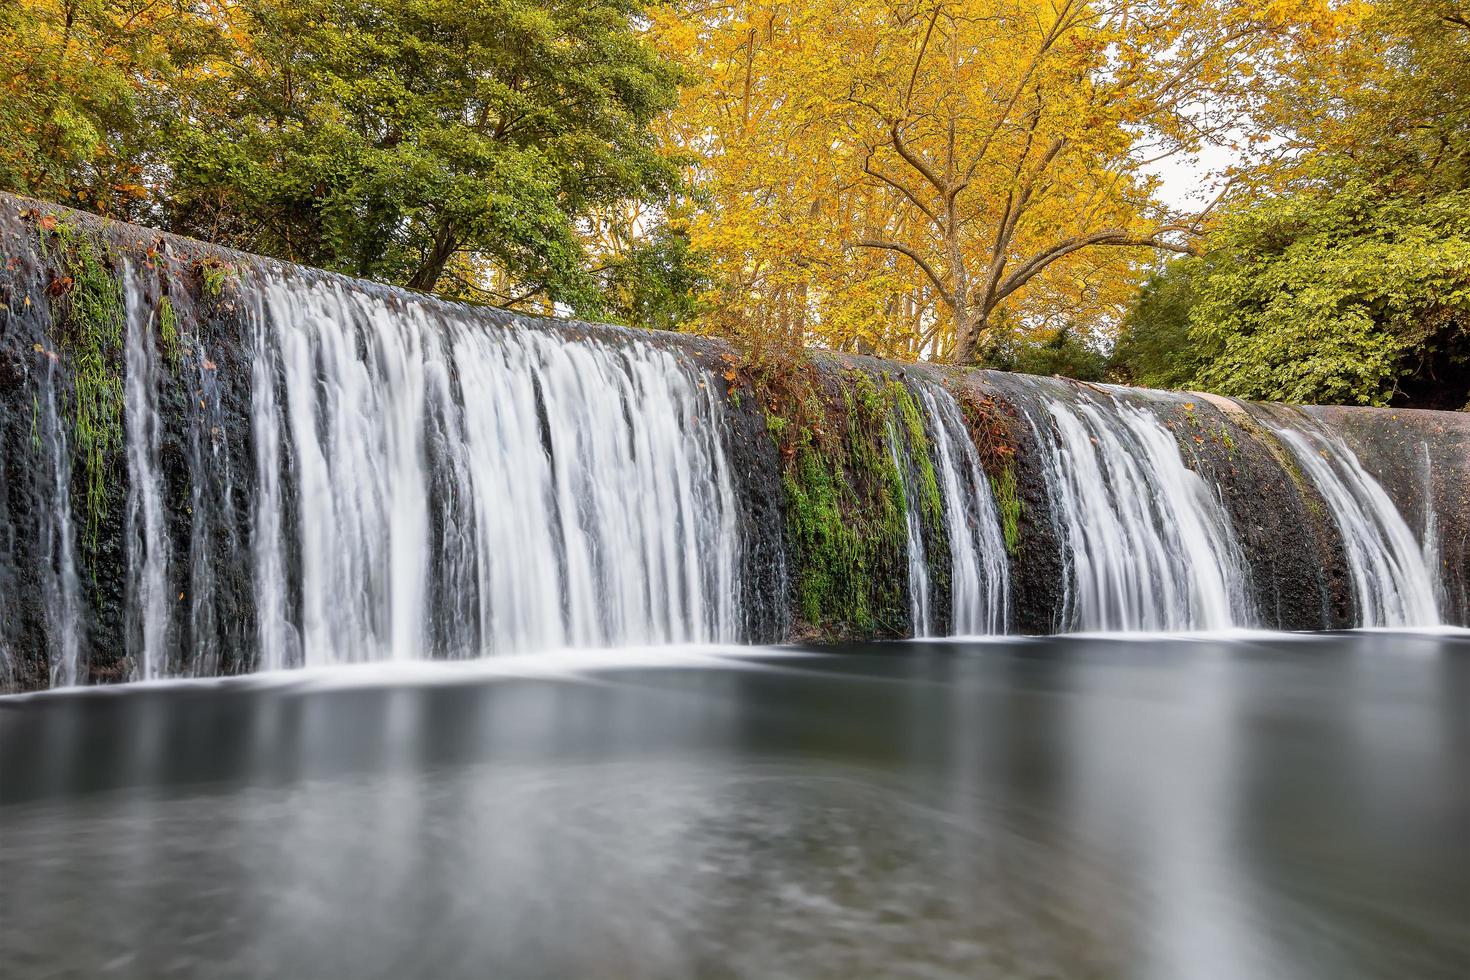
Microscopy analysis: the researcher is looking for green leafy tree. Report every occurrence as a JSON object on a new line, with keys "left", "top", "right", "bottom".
{"left": 1125, "top": 0, "right": 1470, "bottom": 407}
{"left": 166, "top": 0, "right": 680, "bottom": 310}
{"left": 598, "top": 222, "right": 709, "bottom": 331}
{"left": 1188, "top": 180, "right": 1470, "bottom": 406}
{"left": 984, "top": 324, "right": 1109, "bottom": 383}
{"left": 1111, "top": 260, "right": 1218, "bottom": 391}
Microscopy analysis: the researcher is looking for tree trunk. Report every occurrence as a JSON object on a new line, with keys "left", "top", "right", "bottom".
{"left": 406, "top": 225, "right": 458, "bottom": 293}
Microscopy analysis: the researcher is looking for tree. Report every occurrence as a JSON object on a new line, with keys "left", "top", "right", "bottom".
{"left": 985, "top": 322, "right": 1109, "bottom": 381}
{"left": 1187, "top": 179, "right": 1470, "bottom": 407}
{"left": 0, "top": 0, "right": 219, "bottom": 219}
{"left": 654, "top": 0, "right": 1341, "bottom": 361}
{"left": 163, "top": 0, "right": 681, "bottom": 309}
{"left": 1173, "top": 0, "right": 1470, "bottom": 408}
{"left": 596, "top": 219, "right": 710, "bottom": 331}
{"left": 1110, "top": 259, "right": 1217, "bottom": 390}
{"left": 1259, "top": 0, "right": 1469, "bottom": 198}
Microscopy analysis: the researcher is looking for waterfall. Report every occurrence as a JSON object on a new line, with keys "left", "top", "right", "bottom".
{"left": 249, "top": 284, "right": 294, "bottom": 672}
{"left": 248, "top": 274, "right": 743, "bottom": 667}
{"left": 918, "top": 387, "right": 1009, "bottom": 635}
{"left": 37, "top": 361, "right": 84, "bottom": 687}
{"left": 888, "top": 420, "right": 933, "bottom": 636}
{"left": 5, "top": 199, "right": 1469, "bottom": 693}
{"left": 1421, "top": 446, "right": 1447, "bottom": 616}
{"left": 1267, "top": 422, "right": 1440, "bottom": 628}
{"left": 122, "top": 271, "right": 172, "bottom": 680}
{"left": 1035, "top": 393, "right": 1253, "bottom": 632}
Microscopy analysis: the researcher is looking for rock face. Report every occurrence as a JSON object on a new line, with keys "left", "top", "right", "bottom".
{"left": 1, "top": 194, "right": 1465, "bottom": 692}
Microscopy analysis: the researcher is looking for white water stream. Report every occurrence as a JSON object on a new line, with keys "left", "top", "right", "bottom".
{"left": 249, "top": 276, "right": 743, "bottom": 666}
{"left": 919, "top": 387, "right": 1009, "bottom": 635}
{"left": 1035, "top": 394, "right": 1253, "bottom": 632}
{"left": 1269, "top": 423, "right": 1440, "bottom": 628}
{"left": 122, "top": 271, "right": 172, "bottom": 679}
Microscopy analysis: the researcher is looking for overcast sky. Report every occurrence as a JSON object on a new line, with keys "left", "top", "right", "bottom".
{"left": 1148, "top": 140, "right": 1248, "bottom": 213}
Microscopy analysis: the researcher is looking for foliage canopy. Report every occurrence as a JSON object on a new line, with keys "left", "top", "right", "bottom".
{"left": 1111, "top": 0, "right": 1470, "bottom": 408}
{"left": 2, "top": 0, "right": 1467, "bottom": 407}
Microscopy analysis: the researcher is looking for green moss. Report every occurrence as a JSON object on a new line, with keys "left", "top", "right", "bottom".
{"left": 50, "top": 227, "right": 126, "bottom": 546}
{"left": 754, "top": 359, "right": 919, "bottom": 635}
{"left": 991, "top": 464, "right": 1022, "bottom": 556}
{"left": 763, "top": 410, "right": 788, "bottom": 442}
{"left": 890, "top": 381, "right": 943, "bottom": 529}
{"left": 1231, "top": 413, "right": 1325, "bottom": 518}
{"left": 1219, "top": 425, "right": 1236, "bottom": 457}
{"left": 198, "top": 257, "right": 233, "bottom": 297}
{"left": 27, "top": 213, "right": 129, "bottom": 546}
{"left": 159, "top": 295, "right": 182, "bottom": 369}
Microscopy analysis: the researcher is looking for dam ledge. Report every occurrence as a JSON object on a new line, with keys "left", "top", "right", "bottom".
{"left": 1, "top": 192, "right": 1467, "bottom": 692}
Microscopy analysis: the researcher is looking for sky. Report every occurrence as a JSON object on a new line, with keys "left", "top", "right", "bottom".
{"left": 1148, "top": 140, "right": 1248, "bottom": 213}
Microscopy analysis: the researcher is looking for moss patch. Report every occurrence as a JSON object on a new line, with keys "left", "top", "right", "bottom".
{"left": 890, "top": 380, "right": 943, "bottom": 530}
{"left": 159, "top": 295, "right": 182, "bottom": 369}
{"left": 37, "top": 217, "right": 126, "bottom": 545}
{"left": 740, "top": 350, "right": 935, "bottom": 636}
{"left": 991, "top": 464, "right": 1022, "bottom": 556}
{"left": 1229, "top": 412, "right": 1326, "bottom": 519}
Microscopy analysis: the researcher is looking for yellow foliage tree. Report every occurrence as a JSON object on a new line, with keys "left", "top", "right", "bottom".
{"left": 0, "top": 0, "right": 235, "bottom": 218}
{"left": 654, "top": 0, "right": 1349, "bottom": 361}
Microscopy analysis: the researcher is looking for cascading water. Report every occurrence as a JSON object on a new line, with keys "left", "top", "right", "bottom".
{"left": 1420, "top": 445, "right": 1447, "bottom": 616}
{"left": 1033, "top": 391, "right": 1253, "bottom": 632}
{"left": 122, "top": 270, "right": 171, "bottom": 680}
{"left": 249, "top": 274, "right": 744, "bottom": 667}
{"left": 888, "top": 419, "right": 933, "bottom": 636}
{"left": 1265, "top": 419, "right": 1440, "bottom": 628}
{"left": 4, "top": 200, "right": 1468, "bottom": 693}
{"left": 918, "top": 386, "right": 1009, "bottom": 635}
{"left": 36, "top": 361, "right": 84, "bottom": 687}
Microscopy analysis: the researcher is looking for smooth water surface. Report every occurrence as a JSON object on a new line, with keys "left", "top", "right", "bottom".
{"left": 2, "top": 633, "right": 1467, "bottom": 979}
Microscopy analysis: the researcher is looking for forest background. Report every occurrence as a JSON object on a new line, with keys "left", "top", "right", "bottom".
{"left": 3, "top": 0, "right": 1466, "bottom": 407}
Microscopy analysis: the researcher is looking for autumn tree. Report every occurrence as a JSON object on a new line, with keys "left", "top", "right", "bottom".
{"left": 0, "top": 0, "right": 226, "bottom": 219}
{"left": 655, "top": 0, "right": 1342, "bottom": 362}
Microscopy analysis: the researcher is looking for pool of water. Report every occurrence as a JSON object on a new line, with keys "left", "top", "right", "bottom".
{"left": 2, "top": 632, "right": 1467, "bottom": 979}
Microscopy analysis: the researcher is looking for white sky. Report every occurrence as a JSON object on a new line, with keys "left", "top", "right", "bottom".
{"left": 1147, "top": 140, "right": 1248, "bottom": 213}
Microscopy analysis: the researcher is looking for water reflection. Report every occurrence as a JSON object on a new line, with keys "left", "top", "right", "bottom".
{"left": 1, "top": 634, "right": 1467, "bottom": 979}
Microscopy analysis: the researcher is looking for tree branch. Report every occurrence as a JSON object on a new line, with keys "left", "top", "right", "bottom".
{"left": 857, "top": 238, "right": 952, "bottom": 302}
{"left": 889, "top": 121, "right": 950, "bottom": 193}
{"left": 863, "top": 154, "right": 941, "bottom": 225}
{"left": 905, "top": 5, "right": 943, "bottom": 111}
{"left": 993, "top": 227, "right": 1195, "bottom": 305}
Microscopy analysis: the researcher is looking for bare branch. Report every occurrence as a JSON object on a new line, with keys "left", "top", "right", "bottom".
{"left": 992, "top": 227, "right": 1195, "bottom": 305}
{"left": 857, "top": 238, "right": 952, "bottom": 302}
{"left": 889, "top": 121, "right": 950, "bottom": 193}
{"left": 863, "top": 153, "right": 941, "bottom": 225}
{"left": 905, "top": 5, "right": 944, "bottom": 111}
